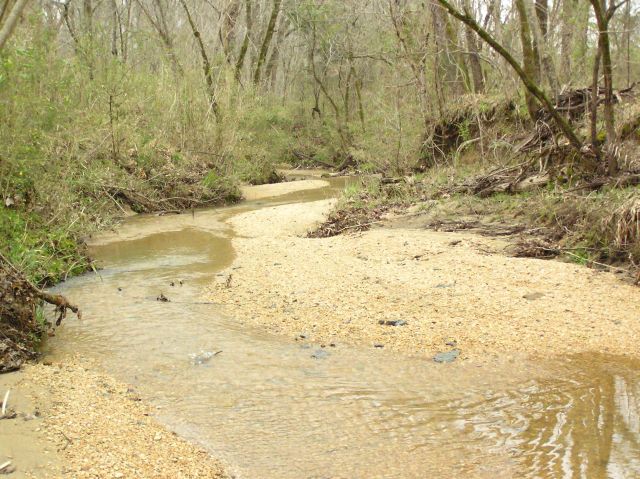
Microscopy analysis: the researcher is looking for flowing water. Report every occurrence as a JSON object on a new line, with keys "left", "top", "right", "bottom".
{"left": 47, "top": 178, "right": 640, "bottom": 478}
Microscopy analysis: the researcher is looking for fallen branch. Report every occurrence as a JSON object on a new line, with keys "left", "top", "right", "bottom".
{"left": 0, "top": 251, "right": 81, "bottom": 326}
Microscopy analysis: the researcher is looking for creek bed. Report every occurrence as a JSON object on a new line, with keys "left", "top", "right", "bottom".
{"left": 47, "top": 178, "right": 640, "bottom": 478}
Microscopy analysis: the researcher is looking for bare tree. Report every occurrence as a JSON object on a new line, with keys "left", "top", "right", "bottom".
{"left": 179, "top": 0, "right": 220, "bottom": 120}
{"left": 137, "top": 0, "right": 184, "bottom": 74}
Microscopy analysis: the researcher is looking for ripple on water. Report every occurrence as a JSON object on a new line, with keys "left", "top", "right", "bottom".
{"left": 48, "top": 180, "right": 640, "bottom": 479}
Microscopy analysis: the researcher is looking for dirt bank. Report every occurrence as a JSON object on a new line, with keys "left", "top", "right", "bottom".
{"left": 207, "top": 199, "right": 640, "bottom": 359}
{"left": 0, "top": 358, "right": 227, "bottom": 478}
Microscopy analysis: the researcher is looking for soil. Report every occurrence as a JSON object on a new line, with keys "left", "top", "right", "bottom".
{"left": 206, "top": 198, "right": 640, "bottom": 359}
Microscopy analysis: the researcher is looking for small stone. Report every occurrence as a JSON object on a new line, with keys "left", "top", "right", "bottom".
{"left": 523, "top": 292, "right": 545, "bottom": 300}
{"left": 154, "top": 432, "right": 162, "bottom": 441}
{"left": 311, "top": 349, "right": 329, "bottom": 359}
{"left": 433, "top": 349, "right": 460, "bottom": 363}
{"left": 378, "top": 320, "right": 407, "bottom": 326}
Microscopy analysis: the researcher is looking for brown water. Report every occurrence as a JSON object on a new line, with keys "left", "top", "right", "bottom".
{"left": 48, "top": 178, "right": 640, "bottom": 478}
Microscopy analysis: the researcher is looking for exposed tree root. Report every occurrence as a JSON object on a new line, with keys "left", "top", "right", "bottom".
{"left": 0, "top": 252, "right": 81, "bottom": 372}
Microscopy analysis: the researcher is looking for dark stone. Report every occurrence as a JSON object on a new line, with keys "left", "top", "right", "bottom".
{"left": 378, "top": 320, "right": 407, "bottom": 327}
{"left": 156, "top": 293, "right": 170, "bottom": 302}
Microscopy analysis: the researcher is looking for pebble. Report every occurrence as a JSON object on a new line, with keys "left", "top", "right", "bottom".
{"left": 433, "top": 349, "right": 461, "bottom": 364}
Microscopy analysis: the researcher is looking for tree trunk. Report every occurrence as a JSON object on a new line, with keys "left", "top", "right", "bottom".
{"left": 264, "top": 15, "right": 287, "bottom": 92}
{"left": 430, "top": 0, "right": 459, "bottom": 95}
{"left": 589, "top": 0, "right": 618, "bottom": 174}
{"left": 464, "top": 23, "right": 484, "bottom": 93}
{"left": 0, "top": 0, "right": 29, "bottom": 51}
{"left": 515, "top": 0, "right": 541, "bottom": 120}
{"left": 533, "top": 0, "right": 559, "bottom": 94}
{"left": 219, "top": 0, "right": 240, "bottom": 66}
{"left": 235, "top": 0, "right": 252, "bottom": 83}
{"left": 179, "top": 0, "right": 220, "bottom": 120}
{"left": 253, "top": 0, "right": 282, "bottom": 85}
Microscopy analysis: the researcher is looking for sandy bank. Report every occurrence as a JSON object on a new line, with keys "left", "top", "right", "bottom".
{"left": 0, "top": 359, "right": 227, "bottom": 478}
{"left": 240, "top": 179, "right": 329, "bottom": 201}
{"left": 207, "top": 199, "right": 640, "bottom": 359}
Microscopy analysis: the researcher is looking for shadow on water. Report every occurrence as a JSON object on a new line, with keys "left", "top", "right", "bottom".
{"left": 46, "top": 177, "right": 640, "bottom": 478}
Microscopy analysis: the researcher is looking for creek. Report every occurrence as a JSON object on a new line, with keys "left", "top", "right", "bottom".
{"left": 48, "top": 178, "right": 640, "bottom": 478}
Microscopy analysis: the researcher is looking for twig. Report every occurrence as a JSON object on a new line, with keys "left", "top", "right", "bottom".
{"left": 0, "top": 461, "right": 11, "bottom": 473}
{"left": 60, "top": 432, "right": 73, "bottom": 450}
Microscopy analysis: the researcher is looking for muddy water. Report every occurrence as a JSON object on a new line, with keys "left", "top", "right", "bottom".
{"left": 48, "top": 178, "right": 640, "bottom": 478}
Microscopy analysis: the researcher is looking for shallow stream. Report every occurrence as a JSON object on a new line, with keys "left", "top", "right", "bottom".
{"left": 48, "top": 178, "right": 640, "bottom": 478}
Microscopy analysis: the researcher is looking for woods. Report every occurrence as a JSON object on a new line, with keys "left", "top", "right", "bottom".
{"left": 1, "top": 0, "right": 639, "bottom": 366}
{"left": 0, "top": 0, "right": 637, "bottom": 173}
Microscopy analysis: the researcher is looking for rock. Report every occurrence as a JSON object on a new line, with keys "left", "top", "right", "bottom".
{"left": 188, "top": 350, "right": 222, "bottom": 365}
{"left": 156, "top": 293, "right": 170, "bottom": 302}
{"left": 311, "top": 349, "right": 329, "bottom": 359}
{"left": 433, "top": 349, "right": 460, "bottom": 363}
{"left": 523, "top": 292, "right": 545, "bottom": 300}
{"left": 0, "top": 462, "right": 15, "bottom": 475}
{"left": 378, "top": 320, "right": 407, "bottom": 326}
{"left": 154, "top": 432, "right": 162, "bottom": 441}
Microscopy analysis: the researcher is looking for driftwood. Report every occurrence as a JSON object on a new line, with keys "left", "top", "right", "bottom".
{"left": 439, "top": 160, "right": 551, "bottom": 198}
